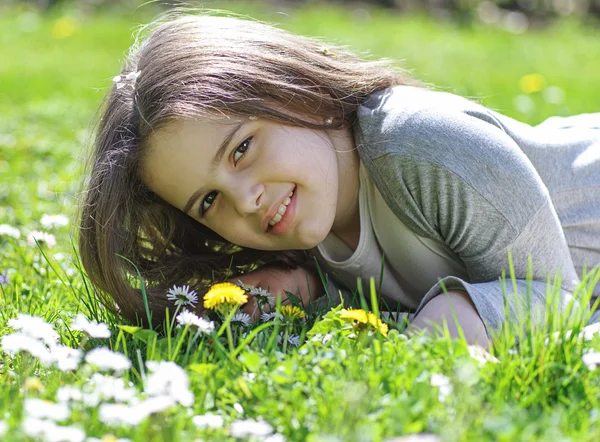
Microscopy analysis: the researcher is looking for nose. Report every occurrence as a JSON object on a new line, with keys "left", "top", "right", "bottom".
{"left": 230, "top": 181, "right": 264, "bottom": 216}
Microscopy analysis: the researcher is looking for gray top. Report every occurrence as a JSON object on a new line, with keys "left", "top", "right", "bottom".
{"left": 310, "top": 85, "right": 600, "bottom": 337}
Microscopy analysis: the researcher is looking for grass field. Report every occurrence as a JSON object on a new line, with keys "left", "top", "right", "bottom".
{"left": 1, "top": 1, "right": 600, "bottom": 441}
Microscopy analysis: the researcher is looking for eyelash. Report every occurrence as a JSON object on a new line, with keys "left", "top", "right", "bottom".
{"left": 200, "top": 136, "right": 253, "bottom": 216}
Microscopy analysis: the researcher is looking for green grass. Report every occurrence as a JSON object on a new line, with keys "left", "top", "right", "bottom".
{"left": 1, "top": 2, "right": 600, "bottom": 441}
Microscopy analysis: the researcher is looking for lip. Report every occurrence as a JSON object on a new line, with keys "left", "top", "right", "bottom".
{"left": 264, "top": 186, "right": 296, "bottom": 234}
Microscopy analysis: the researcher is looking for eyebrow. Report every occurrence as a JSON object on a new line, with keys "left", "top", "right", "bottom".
{"left": 183, "top": 121, "right": 244, "bottom": 215}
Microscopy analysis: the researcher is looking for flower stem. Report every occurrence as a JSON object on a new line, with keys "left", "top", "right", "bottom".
{"left": 226, "top": 323, "right": 235, "bottom": 353}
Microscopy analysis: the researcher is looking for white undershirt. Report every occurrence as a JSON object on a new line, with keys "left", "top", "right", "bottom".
{"left": 312, "top": 162, "right": 470, "bottom": 309}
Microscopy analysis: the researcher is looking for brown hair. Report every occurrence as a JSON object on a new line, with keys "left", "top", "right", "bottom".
{"left": 79, "top": 11, "right": 424, "bottom": 328}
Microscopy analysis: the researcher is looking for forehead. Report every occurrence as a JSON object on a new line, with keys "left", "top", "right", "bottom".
{"left": 147, "top": 117, "right": 242, "bottom": 151}
{"left": 142, "top": 117, "right": 243, "bottom": 209}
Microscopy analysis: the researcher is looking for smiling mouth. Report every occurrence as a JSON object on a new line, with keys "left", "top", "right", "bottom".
{"left": 266, "top": 186, "right": 296, "bottom": 234}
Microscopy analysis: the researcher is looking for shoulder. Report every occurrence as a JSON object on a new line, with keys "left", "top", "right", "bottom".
{"left": 355, "top": 85, "right": 512, "bottom": 161}
{"left": 356, "top": 86, "right": 550, "bottom": 230}
{"left": 355, "top": 86, "right": 545, "bottom": 197}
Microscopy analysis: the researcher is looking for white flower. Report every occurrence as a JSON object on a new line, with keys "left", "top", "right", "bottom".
{"left": 583, "top": 351, "right": 600, "bottom": 370}
{"left": 22, "top": 418, "right": 85, "bottom": 442}
{"left": 230, "top": 418, "right": 274, "bottom": 438}
{"left": 84, "top": 373, "right": 138, "bottom": 405}
{"left": 50, "top": 345, "right": 83, "bottom": 372}
{"left": 192, "top": 413, "right": 224, "bottom": 429}
{"left": 166, "top": 285, "right": 198, "bottom": 307}
{"left": 468, "top": 345, "right": 499, "bottom": 366}
{"left": 99, "top": 396, "right": 176, "bottom": 427}
{"left": 145, "top": 361, "right": 194, "bottom": 407}
{"left": 237, "top": 280, "right": 255, "bottom": 292}
{"left": 430, "top": 373, "right": 452, "bottom": 402}
{"left": 260, "top": 312, "right": 283, "bottom": 323}
{"left": 23, "top": 417, "right": 55, "bottom": 438}
{"left": 47, "top": 424, "right": 85, "bottom": 442}
{"left": 265, "top": 434, "right": 287, "bottom": 442}
{"left": 175, "top": 310, "right": 215, "bottom": 334}
{"left": 1, "top": 333, "right": 53, "bottom": 364}
{"left": 8, "top": 314, "right": 59, "bottom": 346}
{"left": 288, "top": 335, "right": 301, "bottom": 347}
{"left": 0, "top": 420, "right": 7, "bottom": 437}
{"left": 276, "top": 333, "right": 300, "bottom": 347}
{"left": 88, "top": 437, "right": 132, "bottom": 442}
{"left": 72, "top": 314, "right": 111, "bottom": 339}
{"left": 0, "top": 224, "right": 21, "bottom": 239}
{"left": 546, "top": 323, "right": 600, "bottom": 345}
{"left": 24, "top": 398, "right": 70, "bottom": 422}
{"left": 249, "top": 287, "right": 275, "bottom": 307}
{"left": 231, "top": 312, "right": 252, "bottom": 327}
{"left": 27, "top": 230, "right": 57, "bottom": 248}
{"left": 56, "top": 386, "right": 83, "bottom": 403}
{"left": 85, "top": 347, "right": 131, "bottom": 373}
{"left": 40, "top": 214, "right": 69, "bottom": 229}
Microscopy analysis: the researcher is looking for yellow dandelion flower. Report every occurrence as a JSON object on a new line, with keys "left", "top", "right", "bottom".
{"left": 519, "top": 73, "right": 545, "bottom": 94}
{"left": 51, "top": 16, "right": 78, "bottom": 40}
{"left": 24, "top": 377, "right": 44, "bottom": 393}
{"left": 280, "top": 305, "right": 305, "bottom": 321}
{"left": 340, "top": 308, "right": 369, "bottom": 324}
{"left": 340, "top": 309, "right": 388, "bottom": 336}
{"left": 203, "top": 282, "right": 248, "bottom": 310}
{"left": 367, "top": 313, "right": 389, "bottom": 337}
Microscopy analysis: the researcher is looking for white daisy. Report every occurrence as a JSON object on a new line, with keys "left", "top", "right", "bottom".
{"left": 230, "top": 418, "right": 274, "bottom": 438}
{"left": 7, "top": 314, "right": 59, "bottom": 346}
{"left": 72, "top": 314, "right": 111, "bottom": 339}
{"left": 166, "top": 285, "right": 198, "bottom": 307}
{"left": 430, "top": 373, "right": 452, "bottom": 402}
{"left": 50, "top": 344, "right": 83, "bottom": 372}
{"left": 40, "top": 214, "right": 69, "bottom": 229}
{"left": 583, "top": 351, "right": 600, "bottom": 370}
{"left": 276, "top": 333, "right": 301, "bottom": 347}
{"left": 24, "top": 398, "right": 70, "bottom": 422}
{"left": 231, "top": 312, "right": 252, "bottom": 327}
{"left": 260, "top": 312, "right": 283, "bottom": 323}
{"left": 86, "top": 373, "right": 138, "bottom": 405}
{"left": 250, "top": 287, "right": 275, "bottom": 307}
{"left": 175, "top": 310, "right": 216, "bottom": 334}
{"left": 99, "top": 396, "right": 176, "bottom": 427}
{"left": 468, "top": 345, "right": 499, "bottom": 366}
{"left": 85, "top": 347, "right": 131, "bottom": 373}
{"left": 0, "top": 224, "right": 20, "bottom": 239}
{"left": 1, "top": 333, "right": 53, "bottom": 365}
{"left": 56, "top": 386, "right": 83, "bottom": 403}
{"left": 26, "top": 230, "right": 57, "bottom": 248}
{"left": 192, "top": 413, "right": 225, "bottom": 429}
{"left": 236, "top": 279, "right": 255, "bottom": 292}
{"left": 145, "top": 361, "right": 194, "bottom": 407}
{"left": 87, "top": 437, "right": 132, "bottom": 442}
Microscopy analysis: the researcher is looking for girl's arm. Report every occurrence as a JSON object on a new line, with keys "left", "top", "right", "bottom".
{"left": 406, "top": 290, "right": 490, "bottom": 348}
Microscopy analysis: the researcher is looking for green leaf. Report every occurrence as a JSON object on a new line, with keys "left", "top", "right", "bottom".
{"left": 118, "top": 325, "right": 142, "bottom": 334}
{"left": 238, "top": 350, "right": 265, "bottom": 373}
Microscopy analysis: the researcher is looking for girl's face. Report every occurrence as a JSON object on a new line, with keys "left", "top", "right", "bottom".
{"left": 142, "top": 115, "right": 360, "bottom": 251}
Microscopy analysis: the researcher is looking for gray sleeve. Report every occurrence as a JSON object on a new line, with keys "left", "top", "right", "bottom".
{"left": 358, "top": 104, "right": 584, "bottom": 337}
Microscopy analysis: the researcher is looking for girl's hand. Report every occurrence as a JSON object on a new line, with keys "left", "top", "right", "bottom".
{"left": 232, "top": 265, "right": 322, "bottom": 319}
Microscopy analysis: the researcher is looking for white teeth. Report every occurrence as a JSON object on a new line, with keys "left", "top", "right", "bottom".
{"left": 269, "top": 189, "right": 295, "bottom": 227}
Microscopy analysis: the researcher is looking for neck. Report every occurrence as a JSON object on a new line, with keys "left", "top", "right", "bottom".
{"left": 328, "top": 127, "right": 361, "bottom": 251}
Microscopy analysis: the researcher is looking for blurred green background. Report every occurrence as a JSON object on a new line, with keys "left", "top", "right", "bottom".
{"left": 1, "top": 0, "right": 599, "bottom": 232}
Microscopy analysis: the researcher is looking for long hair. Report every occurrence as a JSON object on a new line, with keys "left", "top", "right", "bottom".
{"left": 79, "top": 11, "right": 424, "bottom": 328}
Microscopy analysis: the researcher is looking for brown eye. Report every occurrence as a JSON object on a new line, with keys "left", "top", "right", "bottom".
{"left": 201, "top": 191, "right": 218, "bottom": 216}
{"left": 233, "top": 137, "right": 252, "bottom": 165}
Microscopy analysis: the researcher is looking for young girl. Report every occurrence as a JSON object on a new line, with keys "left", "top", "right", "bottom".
{"left": 79, "top": 12, "right": 600, "bottom": 346}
